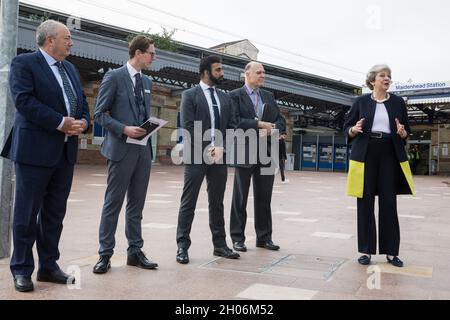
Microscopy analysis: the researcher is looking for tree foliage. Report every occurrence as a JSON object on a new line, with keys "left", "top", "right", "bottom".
{"left": 127, "top": 27, "right": 179, "bottom": 52}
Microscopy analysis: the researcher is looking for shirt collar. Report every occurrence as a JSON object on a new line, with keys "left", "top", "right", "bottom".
{"left": 200, "top": 80, "right": 215, "bottom": 91}
{"left": 39, "top": 48, "right": 58, "bottom": 66}
{"left": 126, "top": 61, "right": 141, "bottom": 78}
{"left": 245, "top": 84, "right": 258, "bottom": 95}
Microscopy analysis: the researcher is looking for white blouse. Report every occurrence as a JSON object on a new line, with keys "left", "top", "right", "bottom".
{"left": 371, "top": 103, "right": 391, "bottom": 134}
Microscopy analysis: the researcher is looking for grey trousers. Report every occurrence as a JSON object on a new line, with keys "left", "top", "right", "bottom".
{"left": 98, "top": 145, "right": 152, "bottom": 256}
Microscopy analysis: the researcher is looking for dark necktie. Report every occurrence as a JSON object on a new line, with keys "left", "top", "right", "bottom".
{"left": 56, "top": 61, "right": 78, "bottom": 117}
{"left": 208, "top": 87, "right": 221, "bottom": 130}
{"left": 134, "top": 73, "right": 147, "bottom": 123}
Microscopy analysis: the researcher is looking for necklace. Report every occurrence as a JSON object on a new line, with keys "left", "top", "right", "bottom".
{"left": 371, "top": 93, "right": 390, "bottom": 103}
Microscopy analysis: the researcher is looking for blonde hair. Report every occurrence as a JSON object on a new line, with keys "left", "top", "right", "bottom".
{"left": 365, "top": 64, "right": 391, "bottom": 90}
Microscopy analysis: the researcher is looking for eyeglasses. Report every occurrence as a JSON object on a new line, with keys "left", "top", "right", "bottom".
{"left": 144, "top": 51, "right": 156, "bottom": 57}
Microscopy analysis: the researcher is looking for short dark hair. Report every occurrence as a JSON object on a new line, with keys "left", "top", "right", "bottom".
{"left": 199, "top": 55, "right": 222, "bottom": 76}
{"left": 129, "top": 35, "right": 155, "bottom": 58}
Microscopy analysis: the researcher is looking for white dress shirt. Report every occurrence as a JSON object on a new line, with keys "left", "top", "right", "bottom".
{"left": 199, "top": 81, "right": 221, "bottom": 145}
{"left": 126, "top": 61, "right": 142, "bottom": 89}
{"left": 39, "top": 48, "right": 75, "bottom": 130}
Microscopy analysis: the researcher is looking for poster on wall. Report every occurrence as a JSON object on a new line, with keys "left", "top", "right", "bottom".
{"left": 442, "top": 144, "right": 448, "bottom": 157}
{"left": 433, "top": 146, "right": 439, "bottom": 157}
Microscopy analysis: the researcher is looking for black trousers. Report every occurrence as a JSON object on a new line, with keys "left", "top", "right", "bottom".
{"left": 176, "top": 164, "right": 227, "bottom": 249}
{"left": 357, "top": 138, "right": 401, "bottom": 256}
{"left": 279, "top": 159, "right": 286, "bottom": 181}
{"left": 230, "top": 165, "right": 274, "bottom": 244}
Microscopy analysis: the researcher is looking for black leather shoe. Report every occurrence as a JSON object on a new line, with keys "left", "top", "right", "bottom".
{"left": 358, "top": 255, "right": 371, "bottom": 265}
{"left": 213, "top": 247, "right": 240, "bottom": 259}
{"left": 256, "top": 240, "right": 280, "bottom": 251}
{"left": 127, "top": 250, "right": 158, "bottom": 269}
{"left": 176, "top": 248, "right": 189, "bottom": 264}
{"left": 387, "top": 256, "right": 404, "bottom": 268}
{"left": 13, "top": 275, "right": 34, "bottom": 292}
{"left": 233, "top": 241, "right": 247, "bottom": 252}
{"left": 93, "top": 255, "right": 111, "bottom": 274}
{"left": 37, "top": 268, "right": 75, "bottom": 284}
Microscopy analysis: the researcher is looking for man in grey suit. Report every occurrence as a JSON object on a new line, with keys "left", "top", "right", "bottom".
{"left": 229, "top": 62, "right": 285, "bottom": 253}
{"left": 93, "top": 35, "right": 157, "bottom": 273}
{"left": 175, "top": 55, "right": 240, "bottom": 264}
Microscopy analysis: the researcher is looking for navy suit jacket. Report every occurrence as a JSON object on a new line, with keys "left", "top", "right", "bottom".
{"left": 3, "top": 50, "right": 90, "bottom": 167}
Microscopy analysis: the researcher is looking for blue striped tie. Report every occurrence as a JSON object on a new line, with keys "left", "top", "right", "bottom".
{"left": 56, "top": 61, "right": 78, "bottom": 117}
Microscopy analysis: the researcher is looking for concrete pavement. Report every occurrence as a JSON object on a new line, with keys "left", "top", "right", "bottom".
{"left": 1, "top": 165, "right": 449, "bottom": 300}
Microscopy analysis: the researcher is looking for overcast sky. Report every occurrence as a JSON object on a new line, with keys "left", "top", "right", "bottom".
{"left": 21, "top": 0, "right": 450, "bottom": 87}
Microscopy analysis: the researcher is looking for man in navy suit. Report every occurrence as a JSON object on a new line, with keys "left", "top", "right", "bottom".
{"left": 3, "top": 20, "right": 90, "bottom": 292}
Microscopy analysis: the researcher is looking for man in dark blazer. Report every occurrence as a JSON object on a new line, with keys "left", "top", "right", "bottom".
{"left": 175, "top": 55, "right": 240, "bottom": 264}
{"left": 93, "top": 35, "right": 158, "bottom": 274}
{"left": 2, "top": 20, "right": 90, "bottom": 292}
{"left": 229, "top": 62, "right": 285, "bottom": 253}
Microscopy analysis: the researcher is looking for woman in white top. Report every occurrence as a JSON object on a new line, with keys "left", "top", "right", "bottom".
{"left": 344, "top": 65, "right": 415, "bottom": 267}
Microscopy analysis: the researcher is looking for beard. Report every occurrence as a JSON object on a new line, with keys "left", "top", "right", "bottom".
{"left": 210, "top": 74, "right": 224, "bottom": 85}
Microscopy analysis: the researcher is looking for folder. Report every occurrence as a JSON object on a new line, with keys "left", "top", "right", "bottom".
{"left": 136, "top": 119, "right": 160, "bottom": 140}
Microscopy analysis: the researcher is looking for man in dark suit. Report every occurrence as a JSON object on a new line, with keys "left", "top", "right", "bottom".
{"left": 2, "top": 20, "right": 90, "bottom": 292}
{"left": 229, "top": 62, "right": 285, "bottom": 253}
{"left": 93, "top": 35, "right": 158, "bottom": 274}
{"left": 175, "top": 55, "right": 240, "bottom": 264}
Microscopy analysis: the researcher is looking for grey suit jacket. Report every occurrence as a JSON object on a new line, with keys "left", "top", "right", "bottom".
{"left": 181, "top": 85, "right": 237, "bottom": 164}
{"left": 94, "top": 65, "right": 152, "bottom": 162}
{"left": 229, "top": 86, "right": 285, "bottom": 168}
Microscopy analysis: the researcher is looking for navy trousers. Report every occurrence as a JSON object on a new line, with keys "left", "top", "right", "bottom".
{"left": 10, "top": 147, "right": 73, "bottom": 277}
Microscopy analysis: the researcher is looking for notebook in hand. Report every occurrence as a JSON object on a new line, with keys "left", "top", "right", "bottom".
{"left": 136, "top": 119, "right": 159, "bottom": 140}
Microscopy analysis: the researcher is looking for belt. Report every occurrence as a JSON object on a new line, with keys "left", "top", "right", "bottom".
{"left": 369, "top": 131, "right": 392, "bottom": 139}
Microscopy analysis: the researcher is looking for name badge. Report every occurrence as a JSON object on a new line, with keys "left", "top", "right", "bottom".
{"left": 144, "top": 89, "right": 151, "bottom": 94}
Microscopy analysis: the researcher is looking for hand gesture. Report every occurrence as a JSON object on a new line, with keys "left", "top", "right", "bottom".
{"left": 258, "top": 121, "right": 275, "bottom": 136}
{"left": 395, "top": 118, "right": 407, "bottom": 139}
{"left": 351, "top": 118, "right": 365, "bottom": 136}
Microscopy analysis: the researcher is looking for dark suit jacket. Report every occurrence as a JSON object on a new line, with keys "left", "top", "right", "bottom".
{"left": 343, "top": 93, "right": 413, "bottom": 195}
{"left": 180, "top": 85, "right": 237, "bottom": 164}
{"left": 229, "top": 86, "right": 285, "bottom": 168}
{"left": 2, "top": 50, "right": 90, "bottom": 166}
{"left": 343, "top": 93, "right": 410, "bottom": 163}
